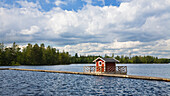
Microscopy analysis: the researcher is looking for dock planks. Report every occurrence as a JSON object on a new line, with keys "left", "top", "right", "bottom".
{"left": 0, "top": 68, "right": 170, "bottom": 82}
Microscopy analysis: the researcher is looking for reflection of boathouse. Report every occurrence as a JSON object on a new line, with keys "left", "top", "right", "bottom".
{"left": 83, "top": 57, "right": 127, "bottom": 74}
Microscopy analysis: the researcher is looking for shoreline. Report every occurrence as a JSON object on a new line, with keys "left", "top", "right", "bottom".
{"left": 0, "top": 63, "right": 170, "bottom": 66}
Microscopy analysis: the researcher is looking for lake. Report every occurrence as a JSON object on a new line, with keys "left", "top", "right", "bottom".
{"left": 1, "top": 64, "right": 170, "bottom": 78}
{"left": 0, "top": 64, "right": 170, "bottom": 95}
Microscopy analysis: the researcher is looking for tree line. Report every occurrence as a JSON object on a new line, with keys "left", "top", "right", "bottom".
{"left": 0, "top": 43, "right": 169, "bottom": 66}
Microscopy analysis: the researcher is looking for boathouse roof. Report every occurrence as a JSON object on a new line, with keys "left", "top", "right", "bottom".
{"left": 93, "top": 57, "right": 119, "bottom": 63}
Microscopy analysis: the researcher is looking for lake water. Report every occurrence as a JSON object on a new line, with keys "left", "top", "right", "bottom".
{"left": 0, "top": 64, "right": 170, "bottom": 95}
{"left": 1, "top": 64, "right": 170, "bottom": 78}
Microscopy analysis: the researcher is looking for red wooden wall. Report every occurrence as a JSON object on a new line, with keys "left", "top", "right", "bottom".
{"left": 96, "top": 59, "right": 105, "bottom": 72}
{"left": 105, "top": 62, "right": 116, "bottom": 72}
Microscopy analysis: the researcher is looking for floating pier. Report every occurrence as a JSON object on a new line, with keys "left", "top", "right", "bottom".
{"left": 0, "top": 68, "right": 10, "bottom": 70}
{"left": 0, "top": 68, "right": 170, "bottom": 82}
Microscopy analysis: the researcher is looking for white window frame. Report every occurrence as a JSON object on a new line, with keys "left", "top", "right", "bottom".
{"left": 98, "top": 61, "right": 102, "bottom": 66}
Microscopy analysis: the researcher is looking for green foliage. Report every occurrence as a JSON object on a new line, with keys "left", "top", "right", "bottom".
{"left": 0, "top": 42, "right": 169, "bottom": 66}
{"left": 115, "top": 55, "right": 170, "bottom": 64}
{"left": 11, "top": 61, "right": 20, "bottom": 66}
{"left": 104, "top": 54, "right": 110, "bottom": 58}
{"left": 0, "top": 43, "right": 71, "bottom": 65}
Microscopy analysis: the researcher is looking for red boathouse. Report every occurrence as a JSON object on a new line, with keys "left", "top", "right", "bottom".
{"left": 93, "top": 57, "right": 120, "bottom": 73}
{"left": 83, "top": 57, "right": 127, "bottom": 74}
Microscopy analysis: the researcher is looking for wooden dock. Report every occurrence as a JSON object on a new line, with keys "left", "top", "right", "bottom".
{"left": 83, "top": 66, "right": 127, "bottom": 74}
{"left": 0, "top": 68, "right": 10, "bottom": 70}
{"left": 0, "top": 68, "right": 170, "bottom": 82}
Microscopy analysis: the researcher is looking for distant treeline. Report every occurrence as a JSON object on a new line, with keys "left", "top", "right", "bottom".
{"left": 0, "top": 43, "right": 169, "bottom": 66}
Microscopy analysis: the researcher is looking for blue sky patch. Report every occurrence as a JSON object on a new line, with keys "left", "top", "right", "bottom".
{"left": 0, "top": 0, "right": 121, "bottom": 11}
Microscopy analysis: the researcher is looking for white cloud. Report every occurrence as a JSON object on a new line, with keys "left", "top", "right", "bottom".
{"left": 82, "top": 0, "right": 92, "bottom": 4}
{"left": 45, "top": 0, "right": 50, "bottom": 3}
{"left": 0, "top": 0, "right": 170, "bottom": 58}
{"left": 55, "top": 39, "right": 170, "bottom": 58}
{"left": 16, "top": 1, "right": 41, "bottom": 9}
{"left": 20, "top": 26, "right": 40, "bottom": 35}
{"left": 55, "top": 0, "right": 67, "bottom": 6}
{"left": 118, "top": 0, "right": 131, "bottom": 2}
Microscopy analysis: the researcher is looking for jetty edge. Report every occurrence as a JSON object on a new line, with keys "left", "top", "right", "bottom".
{"left": 0, "top": 68, "right": 170, "bottom": 82}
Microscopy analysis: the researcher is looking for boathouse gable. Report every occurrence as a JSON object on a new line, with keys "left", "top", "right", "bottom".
{"left": 93, "top": 57, "right": 105, "bottom": 63}
{"left": 93, "top": 57, "right": 119, "bottom": 63}
{"left": 96, "top": 59, "right": 105, "bottom": 67}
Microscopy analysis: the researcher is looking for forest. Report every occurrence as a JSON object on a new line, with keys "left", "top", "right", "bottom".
{"left": 0, "top": 42, "right": 169, "bottom": 66}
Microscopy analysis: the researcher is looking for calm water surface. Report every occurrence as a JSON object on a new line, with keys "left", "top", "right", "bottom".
{"left": 0, "top": 70, "right": 170, "bottom": 95}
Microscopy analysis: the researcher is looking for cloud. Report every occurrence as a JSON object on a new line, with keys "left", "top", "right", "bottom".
{"left": 45, "top": 0, "right": 50, "bottom": 3}
{"left": 82, "top": 0, "right": 92, "bottom": 4}
{"left": 16, "top": 1, "right": 42, "bottom": 9}
{"left": 117, "top": 0, "right": 132, "bottom": 2}
{"left": 0, "top": 0, "right": 170, "bottom": 58}
{"left": 55, "top": 0, "right": 67, "bottom": 6}
{"left": 55, "top": 39, "right": 170, "bottom": 58}
{"left": 20, "top": 26, "right": 40, "bottom": 35}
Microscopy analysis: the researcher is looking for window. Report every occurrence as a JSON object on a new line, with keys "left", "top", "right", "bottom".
{"left": 99, "top": 61, "right": 102, "bottom": 66}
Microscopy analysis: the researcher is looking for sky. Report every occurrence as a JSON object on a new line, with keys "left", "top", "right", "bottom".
{"left": 0, "top": 0, "right": 170, "bottom": 58}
